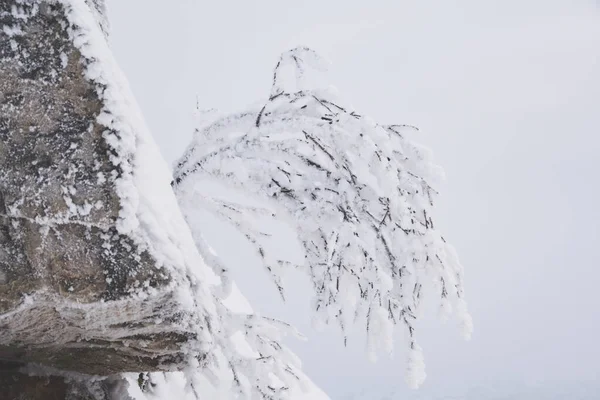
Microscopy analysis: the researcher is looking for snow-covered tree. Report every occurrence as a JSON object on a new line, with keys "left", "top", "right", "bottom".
{"left": 174, "top": 47, "right": 473, "bottom": 388}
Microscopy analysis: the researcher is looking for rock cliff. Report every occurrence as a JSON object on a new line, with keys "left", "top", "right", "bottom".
{"left": 0, "top": 1, "right": 218, "bottom": 397}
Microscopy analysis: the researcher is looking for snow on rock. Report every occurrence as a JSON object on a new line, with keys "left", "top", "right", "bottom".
{"left": 1, "top": 2, "right": 323, "bottom": 398}
{"left": 174, "top": 46, "right": 473, "bottom": 388}
{"left": 0, "top": 0, "right": 218, "bottom": 375}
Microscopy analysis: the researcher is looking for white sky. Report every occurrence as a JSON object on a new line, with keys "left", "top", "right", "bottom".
{"left": 108, "top": 1, "right": 600, "bottom": 398}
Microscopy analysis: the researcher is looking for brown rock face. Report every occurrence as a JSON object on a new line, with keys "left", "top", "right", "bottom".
{"left": 0, "top": 361, "right": 134, "bottom": 400}
{"left": 0, "top": 0, "right": 198, "bottom": 381}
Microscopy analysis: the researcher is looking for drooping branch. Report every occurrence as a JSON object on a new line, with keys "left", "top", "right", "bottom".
{"left": 174, "top": 46, "right": 473, "bottom": 389}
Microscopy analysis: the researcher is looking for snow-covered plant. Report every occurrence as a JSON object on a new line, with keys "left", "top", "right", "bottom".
{"left": 178, "top": 232, "right": 308, "bottom": 400}
{"left": 174, "top": 47, "right": 473, "bottom": 388}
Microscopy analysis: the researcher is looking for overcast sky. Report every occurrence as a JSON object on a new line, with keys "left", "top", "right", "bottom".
{"left": 108, "top": 1, "right": 600, "bottom": 398}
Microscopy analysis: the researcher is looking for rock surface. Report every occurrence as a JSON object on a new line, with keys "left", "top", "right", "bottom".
{"left": 0, "top": 0, "right": 211, "bottom": 380}
{"left": 0, "top": 361, "right": 133, "bottom": 400}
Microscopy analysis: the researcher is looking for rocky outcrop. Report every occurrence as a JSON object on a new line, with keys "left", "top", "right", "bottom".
{"left": 0, "top": 361, "right": 132, "bottom": 400}
{"left": 0, "top": 0, "right": 215, "bottom": 389}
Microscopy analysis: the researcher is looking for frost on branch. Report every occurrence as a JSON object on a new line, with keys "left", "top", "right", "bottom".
{"left": 173, "top": 47, "right": 473, "bottom": 388}
{"left": 133, "top": 300, "right": 307, "bottom": 400}
{"left": 173, "top": 234, "right": 309, "bottom": 399}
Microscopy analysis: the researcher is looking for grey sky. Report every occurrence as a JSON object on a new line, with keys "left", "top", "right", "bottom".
{"left": 108, "top": 1, "right": 600, "bottom": 398}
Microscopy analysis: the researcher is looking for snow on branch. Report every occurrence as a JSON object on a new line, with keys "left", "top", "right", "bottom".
{"left": 174, "top": 46, "right": 473, "bottom": 388}
{"left": 270, "top": 46, "right": 330, "bottom": 97}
